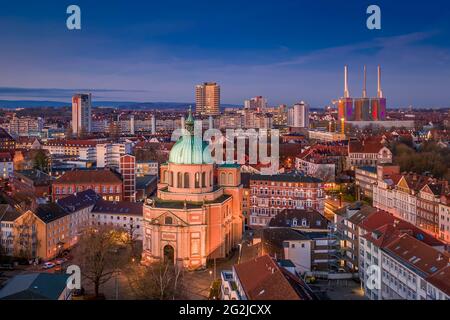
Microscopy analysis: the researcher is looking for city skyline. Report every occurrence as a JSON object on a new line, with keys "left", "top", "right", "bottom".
{"left": 0, "top": 1, "right": 450, "bottom": 107}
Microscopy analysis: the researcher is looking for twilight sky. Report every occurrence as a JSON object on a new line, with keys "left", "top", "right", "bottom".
{"left": 0, "top": 0, "right": 450, "bottom": 108}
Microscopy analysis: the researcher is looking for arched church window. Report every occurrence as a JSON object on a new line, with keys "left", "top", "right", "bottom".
{"left": 220, "top": 172, "right": 226, "bottom": 184}
{"left": 184, "top": 172, "right": 190, "bottom": 188}
{"left": 195, "top": 172, "right": 200, "bottom": 188}
{"left": 169, "top": 172, "right": 174, "bottom": 187}
{"left": 177, "top": 172, "right": 182, "bottom": 188}
{"left": 228, "top": 173, "right": 233, "bottom": 185}
{"left": 202, "top": 172, "right": 206, "bottom": 188}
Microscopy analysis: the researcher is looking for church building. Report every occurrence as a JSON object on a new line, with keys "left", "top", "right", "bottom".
{"left": 142, "top": 110, "right": 243, "bottom": 269}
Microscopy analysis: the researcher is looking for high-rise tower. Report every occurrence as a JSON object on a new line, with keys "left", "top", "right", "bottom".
{"left": 72, "top": 93, "right": 92, "bottom": 136}
{"left": 195, "top": 82, "right": 220, "bottom": 115}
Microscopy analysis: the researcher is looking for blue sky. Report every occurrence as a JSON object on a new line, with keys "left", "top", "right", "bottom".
{"left": 0, "top": 0, "right": 450, "bottom": 107}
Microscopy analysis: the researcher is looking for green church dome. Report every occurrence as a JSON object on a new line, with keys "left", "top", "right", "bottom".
{"left": 168, "top": 108, "right": 213, "bottom": 165}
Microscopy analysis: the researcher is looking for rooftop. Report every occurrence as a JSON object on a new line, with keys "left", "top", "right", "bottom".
{"left": 92, "top": 199, "right": 143, "bottom": 216}
{"left": 153, "top": 194, "right": 231, "bottom": 210}
{"left": 14, "top": 169, "right": 53, "bottom": 186}
{"left": 54, "top": 169, "right": 122, "bottom": 185}
{"left": 384, "top": 233, "right": 449, "bottom": 277}
{"left": 0, "top": 204, "right": 22, "bottom": 222}
{"left": 0, "top": 273, "right": 69, "bottom": 300}
{"left": 250, "top": 172, "right": 322, "bottom": 184}
{"left": 35, "top": 203, "right": 69, "bottom": 224}
{"left": 233, "top": 255, "right": 315, "bottom": 300}
{"left": 56, "top": 189, "right": 100, "bottom": 213}
{"left": 136, "top": 175, "right": 157, "bottom": 189}
{"left": 268, "top": 209, "right": 329, "bottom": 229}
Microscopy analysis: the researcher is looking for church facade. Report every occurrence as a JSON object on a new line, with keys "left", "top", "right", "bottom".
{"left": 142, "top": 110, "right": 243, "bottom": 269}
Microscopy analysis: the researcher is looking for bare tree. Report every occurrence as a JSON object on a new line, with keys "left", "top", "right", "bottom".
{"left": 72, "top": 225, "right": 130, "bottom": 298}
{"left": 126, "top": 261, "right": 185, "bottom": 300}
{"left": 125, "top": 223, "right": 140, "bottom": 259}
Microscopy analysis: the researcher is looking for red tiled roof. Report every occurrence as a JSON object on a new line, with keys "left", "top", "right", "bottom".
{"left": 426, "top": 265, "right": 450, "bottom": 296}
{"left": 54, "top": 169, "right": 122, "bottom": 185}
{"left": 360, "top": 211, "right": 444, "bottom": 247}
{"left": 357, "top": 210, "right": 395, "bottom": 231}
{"left": 384, "top": 233, "right": 449, "bottom": 276}
{"left": 234, "top": 255, "right": 308, "bottom": 300}
{"left": 348, "top": 140, "right": 384, "bottom": 154}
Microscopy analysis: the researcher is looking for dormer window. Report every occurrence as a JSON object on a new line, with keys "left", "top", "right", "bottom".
{"left": 292, "top": 218, "right": 297, "bottom": 227}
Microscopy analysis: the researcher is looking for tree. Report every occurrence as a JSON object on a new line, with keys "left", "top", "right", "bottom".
{"left": 72, "top": 225, "right": 130, "bottom": 298}
{"left": 126, "top": 261, "right": 185, "bottom": 300}
{"left": 33, "top": 149, "right": 49, "bottom": 173}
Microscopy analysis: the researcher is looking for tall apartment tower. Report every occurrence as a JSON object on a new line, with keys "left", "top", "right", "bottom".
{"left": 287, "top": 101, "right": 310, "bottom": 128}
{"left": 72, "top": 93, "right": 92, "bottom": 136}
{"left": 195, "top": 82, "right": 220, "bottom": 115}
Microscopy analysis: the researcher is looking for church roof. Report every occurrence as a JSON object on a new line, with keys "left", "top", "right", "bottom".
{"left": 168, "top": 109, "right": 213, "bottom": 165}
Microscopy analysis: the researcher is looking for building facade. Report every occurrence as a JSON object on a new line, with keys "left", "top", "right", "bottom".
{"left": 52, "top": 169, "right": 123, "bottom": 201}
{"left": 249, "top": 173, "right": 325, "bottom": 227}
{"left": 119, "top": 154, "right": 136, "bottom": 202}
{"left": 195, "top": 82, "right": 220, "bottom": 115}
{"left": 72, "top": 93, "right": 92, "bottom": 136}
{"left": 141, "top": 111, "right": 243, "bottom": 269}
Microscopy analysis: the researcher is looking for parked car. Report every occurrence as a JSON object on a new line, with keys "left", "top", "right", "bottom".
{"left": 55, "top": 258, "right": 67, "bottom": 265}
{"left": 42, "top": 262, "right": 55, "bottom": 269}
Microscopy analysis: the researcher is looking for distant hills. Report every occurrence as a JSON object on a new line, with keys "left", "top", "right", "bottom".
{"left": 0, "top": 100, "right": 240, "bottom": 109}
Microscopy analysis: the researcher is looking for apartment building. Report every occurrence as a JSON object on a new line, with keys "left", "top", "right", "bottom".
{"left": 295, "top": 144, "right": 347, "bottom": 182}
{"left": 361, "top": 230, "right": 449, "bottom": 300}
{"left": 43, "top": 139, "right": 98, "bottom": 160}
{"left": 358, "top": 213, "right": 447, "bottom": 300}
{"left": 91, "top": 199, "right": 143, "bottom": 240}
{"left": 96, "top": 142, "right": 132, "bottom": 169}
{"left": 0, "top": 205, "right": 22, "bottom": 256}
{"left": 333, "top": 203, "right": 377, "bottom": 272}
{"left": 52, "top": 169, "right": 123, "bottom": 201}
{"left": 438, "top": 195, "right": 450, "bottom": 243}
{"left": 347, "top": 138, "right": 392, "bottom": 169}
{"left": 9, "top": 116, "right": 44, "bottom": 137}
{"left": 249, "top": 173, "right": 325, "bottom": 227}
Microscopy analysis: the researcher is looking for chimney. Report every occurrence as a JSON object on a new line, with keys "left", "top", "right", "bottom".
{"left": 377, "top": 65, "right": 383, "bottom": 98}
{"left": 344, "top": 65, "right": 350, "bottom": 98}
{"left": 362, "top": 65, "right": 367, "bottom": 98}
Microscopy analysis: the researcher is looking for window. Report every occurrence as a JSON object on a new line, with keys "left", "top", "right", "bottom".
{"left": 177, "top": 172, "right": 182, "bottom": 188}
{"left": 165, "top": 216, "right": 173, "bottom": 225}
{"left": 184, "top": 173, "right": 189, "bottom": 188}
{"left": 202, "top": 172, "right": 206, "bottom": 188}
{"left": 195, "top": 172, "right": 200, "bottom": 188}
